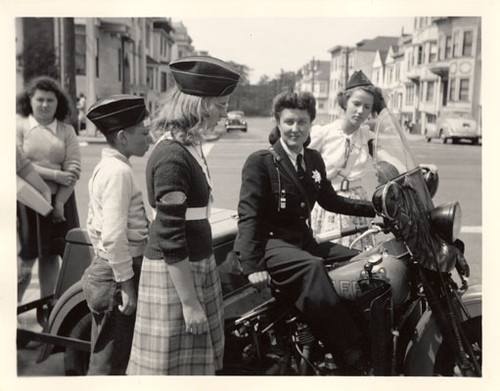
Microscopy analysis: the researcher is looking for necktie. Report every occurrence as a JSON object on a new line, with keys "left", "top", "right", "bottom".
{"left": 296, "top": 154, "right": 306, "bottom": 180}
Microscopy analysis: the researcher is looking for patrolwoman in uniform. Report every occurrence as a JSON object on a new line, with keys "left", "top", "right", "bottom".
{"left": 234, "top": 90, "right": 376, "bottom": 374}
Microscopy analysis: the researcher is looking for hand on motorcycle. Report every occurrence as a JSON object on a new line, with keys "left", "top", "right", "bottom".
{"left": 182, "top": 301, "right": 209, "bottom": 335}
{"left": 248, "top": 271, "right": 270, "bottom": 291}
{"left": 118, "top": 278, "right": 137, "bottom": 316}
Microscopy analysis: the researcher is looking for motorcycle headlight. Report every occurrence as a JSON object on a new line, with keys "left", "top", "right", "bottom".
{"left": 429, "top": 201, "right": 462, "bottom": 243}
{"left": 372, "top": 181, "right": 401, "bottom": 220}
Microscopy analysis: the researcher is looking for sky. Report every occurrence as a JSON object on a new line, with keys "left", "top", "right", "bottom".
{"left": 181, "top": 17, "right": 414, "bottom": 84}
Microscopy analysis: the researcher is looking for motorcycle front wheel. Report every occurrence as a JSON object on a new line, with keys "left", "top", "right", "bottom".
{"left": 433, "top": 316, "right": 482, "bottom": 376}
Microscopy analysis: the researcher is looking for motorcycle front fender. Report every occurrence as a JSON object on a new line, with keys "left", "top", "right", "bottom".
{"left": 37, "top": 280, "right": 89, "bottom": 363}
{"left": 403, "top": 284, "right": 481, "bottom": 376}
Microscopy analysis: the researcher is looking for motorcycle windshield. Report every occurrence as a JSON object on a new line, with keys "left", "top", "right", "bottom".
{"left": 372, "top": 108, "right": 418, "bottom": 185}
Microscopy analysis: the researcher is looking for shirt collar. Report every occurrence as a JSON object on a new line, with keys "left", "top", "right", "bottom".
{"left": 101, "top": 147, "right": 131, "bottom": 167}
{"left": 28, "top": 115, "right": 57, "bottom": 133}
{"left": 279, "top": 137, "right": 304, "bottom": 164}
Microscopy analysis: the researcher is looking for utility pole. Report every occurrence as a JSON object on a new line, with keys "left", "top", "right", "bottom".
{"left": 86, "top": 18, "right": 97, "bottom": 136}
{"left": 61, "top": 18, "right": 78, "bottom": 133}
{"left": 344, "top": 46, "right": 350, "bottom": 87}
{"left": 311, "top": 57, "right": 315, "bottom": 95}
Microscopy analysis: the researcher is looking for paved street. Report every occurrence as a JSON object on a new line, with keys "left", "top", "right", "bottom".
{"left": 17, "top": 115, "right": 482, "bottom": 376}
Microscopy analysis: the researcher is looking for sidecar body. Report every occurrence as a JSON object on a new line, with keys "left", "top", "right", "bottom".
{"left": 20, "top": 208, "right": 269, "bottom": 375}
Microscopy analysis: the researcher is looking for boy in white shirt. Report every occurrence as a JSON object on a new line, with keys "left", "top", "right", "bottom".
{"left": 82, "top": 95, "right": 151, "bottom": 375}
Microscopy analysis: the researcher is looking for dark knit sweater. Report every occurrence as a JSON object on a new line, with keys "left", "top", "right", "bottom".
{"left": 145, "top": 139, "right": 212, "bottom": 264}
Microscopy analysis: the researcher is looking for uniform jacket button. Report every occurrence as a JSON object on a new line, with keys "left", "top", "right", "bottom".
{"left": 300, "top": 202, "right": 305, "bottom": 208}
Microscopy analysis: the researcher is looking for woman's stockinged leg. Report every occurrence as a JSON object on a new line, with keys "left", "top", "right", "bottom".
{"left": 18, "top": 257, "right": 35, "bottom": 303}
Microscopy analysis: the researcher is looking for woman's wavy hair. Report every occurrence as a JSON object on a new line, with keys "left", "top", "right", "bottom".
{"left": 16, "top": 75, "right": 73, "bottom": 121}
{"left": 336, "top": 85, "right": 386, "bottom": 115}
{"left": 152, "top": 84, "right": 221, "bottom": 146}
{"left": 268, "top": 90, "right": 315, "bottom": 145}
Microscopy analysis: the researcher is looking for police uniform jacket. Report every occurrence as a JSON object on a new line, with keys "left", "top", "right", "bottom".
{"left": 234, "top": 139, "right": 375, "bottom": 276}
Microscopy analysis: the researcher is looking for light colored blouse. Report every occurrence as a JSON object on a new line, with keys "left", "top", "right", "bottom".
{"left": 16, "top": 115, "right": 81, "bottom": 193}
{"left": 309, "top": 119, "right": 374, "bottom": 186}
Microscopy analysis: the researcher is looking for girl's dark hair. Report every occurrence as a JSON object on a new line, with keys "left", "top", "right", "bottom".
{"left": 337, "top": 85, "right": 386, "bottom": 115}
{"left": 268, "top": 91, "right": 315, "bottom": 145}
{"left": 16, "top": 76, "right": 73, "bottom": 121}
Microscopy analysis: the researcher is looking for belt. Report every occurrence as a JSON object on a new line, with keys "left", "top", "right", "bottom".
{"left": 151, "top": 206, "right": 210, "bottom": 221}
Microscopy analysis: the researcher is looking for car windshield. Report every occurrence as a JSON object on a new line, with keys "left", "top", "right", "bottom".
{"left": 227, "top": 110, "right": 244, "bottom": 119}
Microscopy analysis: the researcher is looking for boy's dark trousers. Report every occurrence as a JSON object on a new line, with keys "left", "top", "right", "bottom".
{"left": 82, "top": 255, "right": 142, "bottom": 375}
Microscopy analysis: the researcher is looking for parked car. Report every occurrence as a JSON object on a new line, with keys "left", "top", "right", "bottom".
{"left": 425, "top": 113, "right": 480, "bottom": 144}
{"left": 225, "top": 110, "right": 247, "bottom": 132}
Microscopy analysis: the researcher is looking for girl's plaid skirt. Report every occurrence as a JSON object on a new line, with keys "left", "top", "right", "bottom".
{"left": 127, "top": 254, "right": 224, "bottom": 375}
{"left": 311, "top": 185, "right": 375, "bottom": 250}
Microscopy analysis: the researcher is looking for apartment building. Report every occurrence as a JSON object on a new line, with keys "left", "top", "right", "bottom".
{"left": 326, "top": 36, "right": 399, "bottom": 121}
{"left": 16, "top": 17, "right": 194, "bottom": 135}
{"left": 401, "top": 17, "right": 440, "bottom": 134}
{"left": 392, "top": 17, "right": 481, "bottom": 135}
{"left": 430, "top": 17, "right": 481, "bottom": 129}
{"left": 296, "top": 59, "right": 331, "bottom": 125}
{"left": 171, "top": 21, "right": 195, "bottom": 60}
{"left": 146, "top": 18, "right": 176, "bottom": 115}
{"left": 326, "top": 46, "right": 353, "bottom": 120}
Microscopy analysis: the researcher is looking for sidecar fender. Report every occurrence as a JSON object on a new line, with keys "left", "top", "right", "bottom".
{"left": 37, "top": 281, "right": 89, "bottom": 363}
{"left": 403, "top": 284, "right": 482, "bottom": 376}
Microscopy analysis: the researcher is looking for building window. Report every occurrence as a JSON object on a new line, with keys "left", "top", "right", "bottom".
{"left": 146, "top": 24, "right": 151, "bottom": 49}
{"left": 320, "top": 82, "right": 326, "bottom": 93}
{"left": 459, "top": 78, "right": 470, "bottom": 101}
{"left": 426, "top": 81, "right": 435, "bottom": 102}
{"left": 429, "top": 42, "right": 437, "bottom": 63}
{"left": 118, "top": 49, "right": 122, "bottom": 82}
{"left": 438, "top": 36, "right": 444, "bottom": 60}
{"left": 147, "top": 68, "right": 154, "bottom": 89}
{"left": 417, "top": 45, "right": 423, "bottom": 65}
{"left": 452, "top": 31, "right": 460, "bottom": 57}
{"left": 96, "top": 38, "right": 99, "bottom": 78}
{"left": 318, "top": 101, "right": 324, "bottom": 109}
{"left": 449, "top": 79, "right": 456, "bottom": 102}
{"left": 463, "top": 30, "right": 473, "bottom": 56}
{"left": 161, "top": 72, "right": 167, "bottom": 92}
{"left": 445, "top": 36, "right": 452, "bottom": 59}
{"left": 405, "top": 85, "right": 415, "bottom": 104}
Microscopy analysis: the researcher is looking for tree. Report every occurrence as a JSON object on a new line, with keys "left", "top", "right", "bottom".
{"left": 226, "top": 61, "right": 251, "bottom": 86}
{"left": 225, "top": 60, "right": 252, "bottom": 111}
{"left": 258, "top": 75, "right": 270, "bottom": 85}
{"left": 22, "top": 18, "right": 59, "bottom": 82}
